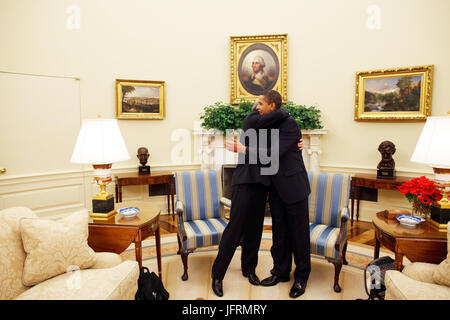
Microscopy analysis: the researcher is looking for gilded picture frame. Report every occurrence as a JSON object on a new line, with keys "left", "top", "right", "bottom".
{"left": 116, "top": 79, "right": 165, "bottom": 120}
{"left": 230, "top": 34, "right": 288, "bottom": 104}
{"left": 354, "top": 65, "right": 433, "bottom": 121}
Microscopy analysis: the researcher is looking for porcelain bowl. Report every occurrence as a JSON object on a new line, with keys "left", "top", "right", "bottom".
{"left": 118, "top": 207, "right": 140, "bottom": 218}
{"left": 396, "top": 214, "right": 425, "bottom": 227}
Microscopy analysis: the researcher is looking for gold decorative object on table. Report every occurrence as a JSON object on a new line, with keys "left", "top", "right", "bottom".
{"left": 230, "top": 34, "right": 288, "bottom": 104}
{"left": 71, "top": 117, "right": 130, "bottom": 220}
{"left": 354, "top": 65, "right": 433, "bottom": 121}
{"left": 410, "top": 113, "right": 450, "bottom": 231}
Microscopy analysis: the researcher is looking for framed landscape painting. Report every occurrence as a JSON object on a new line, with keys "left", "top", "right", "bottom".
{"left": 116, "top": 79, "right": 165, "bottom": 120}
{"left": 354, "top": 65, "right": 433, "bottom": 121}
{"left": 230, "top": 34, "right": 288, "bottom": 104}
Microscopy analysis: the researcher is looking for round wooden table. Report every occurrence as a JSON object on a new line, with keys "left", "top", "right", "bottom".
{"left": 88, "top": 201, "right": 162, "bottom": 278}
{"left": 372, "top": 211, "right": 447, "bottom": 270}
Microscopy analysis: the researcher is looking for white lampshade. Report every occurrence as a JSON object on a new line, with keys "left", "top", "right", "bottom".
{"left": 71, "top": 118, "right": 130, "bottom": 164}
{"left": 410, "top": 116, "right": 450, "bottom": 167}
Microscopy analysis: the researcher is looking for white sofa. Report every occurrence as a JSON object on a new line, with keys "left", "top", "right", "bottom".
{"left": 385, "top": 222, "right": 450, "bottom": 300}
{"left": 0, "top": 206, "right": 139, "bottom": 300}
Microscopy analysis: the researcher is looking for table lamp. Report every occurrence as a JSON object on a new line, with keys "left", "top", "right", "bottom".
{"left": 71, "top": 117, "right": 130, "bottom": 219}
{"left": 410, "top": 113, "right": 450, "bottom": 229}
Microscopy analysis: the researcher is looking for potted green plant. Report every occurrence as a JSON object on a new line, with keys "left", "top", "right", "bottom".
{"left": 282, "top": 102, "right": 323, "bottom": 130}
{"left": 200, "top": 100, "right": 323, "bottom": 132}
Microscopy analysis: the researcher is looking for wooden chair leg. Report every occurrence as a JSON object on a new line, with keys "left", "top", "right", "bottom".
{"left": 181, "top": 250, "right": 190, "bottom": 281}
{"left": 177, "top": 235, "right": 182, "bottom": 255}
{"left": 342, "top": 241, "right": 348, "bottom": 265}
{"left": 180, "top": 249, "right": 195, "bottom": 281}
{"left": 327, "top": 258, "right": 342, "bottom": 293}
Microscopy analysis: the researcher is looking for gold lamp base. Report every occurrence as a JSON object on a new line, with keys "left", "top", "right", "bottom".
{"left": 91, "top": 163, "right": 117, "bottom": 220}
{"left": 90, "top": 210, "right": 117, "bottom": 220}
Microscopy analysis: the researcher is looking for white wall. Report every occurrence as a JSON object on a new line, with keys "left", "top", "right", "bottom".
{"left": 1, "top": 0, "right": 449, "bottom": 220}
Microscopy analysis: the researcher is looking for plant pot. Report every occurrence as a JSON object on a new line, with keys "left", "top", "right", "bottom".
{"left": 412, "top": 200, "right": 431, "bottom": 219}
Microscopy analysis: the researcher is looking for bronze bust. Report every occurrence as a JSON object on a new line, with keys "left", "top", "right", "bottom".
{"left": 377, "top": 141, "right": 396, "bottom": 179}
{"left": 137, "top": 147, "right": 150, "bottom": 174}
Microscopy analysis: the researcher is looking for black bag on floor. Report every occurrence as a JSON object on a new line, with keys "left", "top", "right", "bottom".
{"left": 135, "top": 267, "right": 169, "bottom": 300}
{"left": 363, "top": 256, "right": 395, "bottom": 300}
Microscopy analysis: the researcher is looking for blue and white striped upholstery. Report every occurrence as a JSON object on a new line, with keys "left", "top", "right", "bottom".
{"left": 175, "top": 170, "right": 223, "bottom": 222}
{"left": 307, "top": 172, "right": 351, "bottom": 228}
{"left": 307, "top": 172, "right": 351, "bottom": 259}
{"left": 183, "top": 218, "right": 228, "bottom": 249}
{"left": 175, "top": 170, "right": 228, "bottom": 250}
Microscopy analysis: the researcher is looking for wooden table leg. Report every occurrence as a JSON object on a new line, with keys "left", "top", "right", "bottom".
{"left": 394, "top": 247, "right": 404, "bottom": 271}
{"left": 118, "top": 183, "right": 123, "bottom": 203}
{"left": 374, "top": 234, "right": 380, "bottom": 259}
{"left": 155, "top": 224, "right": 162, "bottom": 280}
{"left": 350, "top": 181, "right": 355, "bottom": 225}
{"left": 166, "top": 183, "right": 172, "bottom": 220}
{"left": 171, "top": 194, "right": 175, "bottom": 220}
{"left": 356, "top": 185, "right": 361, "bottom": 222}
{"left": 135, "top": 232, "right": 143, "bottom": 269}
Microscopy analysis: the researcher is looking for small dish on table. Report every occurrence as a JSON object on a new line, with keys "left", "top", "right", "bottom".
{"left": 118, "top": 207, "right": 140, "bottom": 218}
{"left": 396, "top": 214, "right": 425, "bottom": 227}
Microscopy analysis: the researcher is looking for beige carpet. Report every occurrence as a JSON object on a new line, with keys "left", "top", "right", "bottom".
{"left": 121, "top": 233, "right": 397, "bottom": 300}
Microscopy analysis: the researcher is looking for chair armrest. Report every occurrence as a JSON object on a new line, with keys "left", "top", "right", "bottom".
{"left": 175, "top": 200, "right": 187, "bottom": 241}
{"left": 220, "top": 197, "right": 231, "bottom": 208}
{"left": 335, "top": 207, "right": 349, "bottom": 251}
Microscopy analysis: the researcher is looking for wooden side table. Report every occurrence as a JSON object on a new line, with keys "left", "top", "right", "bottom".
{"left": 350, "top": 173, "right": 413, "bottom": 224}
{"left": 88, "top": 202, "right": 162, "bottom": 279}
{"left": 115, "top": 171, "right": 175, "bottom": 220}
{"left": 372, "top": 211, "right": 447, "bottom": 271}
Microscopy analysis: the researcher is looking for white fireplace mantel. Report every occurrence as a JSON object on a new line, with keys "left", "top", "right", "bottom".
{"left": 193, "top": 122, "right": 327, "bottom": 172}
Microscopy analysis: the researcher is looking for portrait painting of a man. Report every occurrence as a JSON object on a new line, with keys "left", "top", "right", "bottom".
{"left": 238, "top": 43, "right": 279, "bottom": 95}
{"left": 230, "top": 34, "right": 287, "bottom": 104}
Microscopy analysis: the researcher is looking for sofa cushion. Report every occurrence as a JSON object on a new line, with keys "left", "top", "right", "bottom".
{"left": 90, "top": 252, "right": 123, "bottom": 270}
{"left": 15, "top": 260, "right": 139, "bottom": 300}
{"left": 402, "top": 262, "right": 437, "bottom": 284}
{"left": 20, "top": 209, "right": 97, "bottom": 286}
{"left": 385, "top": 270, "right": 450, "bottom": 300}
{"left": 433, "top": 222, "right": 450, "bottom": 287}
{"left": 434, "top": 259, "right": 450, "bottom": 287}
{"left": 0, "top": 207, "right": 37, "bottom": 300}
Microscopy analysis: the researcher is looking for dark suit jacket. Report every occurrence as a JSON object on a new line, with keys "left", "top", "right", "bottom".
{"left": 231, "top": 109, "right": 289, "bottom": 187}
{"left": 247, "top": 115, "right": 310, "bottom": 204}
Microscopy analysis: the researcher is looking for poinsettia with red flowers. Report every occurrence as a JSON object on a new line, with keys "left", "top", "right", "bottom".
{"left": 397, "top": 176, "right": 442, "bottom": 205}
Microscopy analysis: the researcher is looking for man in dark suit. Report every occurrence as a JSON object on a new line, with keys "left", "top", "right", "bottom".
{"left": 211, "top": 102, "right": 290, "bottom": 297}
{"left": 236, "top": 90, "right": 311, "bottom": 298}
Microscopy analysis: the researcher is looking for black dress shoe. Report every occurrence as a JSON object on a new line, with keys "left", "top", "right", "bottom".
{"left": 261, "top": 274, "right": 290, "bottom": 286}
{"left": 242, "top": 272, "right": 260, "bottom": 286}
{"left": 212, "top": 278, "right": 223, "bottom": 297}
{"left": 289, "top": 281, "right": 307, "bottom": 298}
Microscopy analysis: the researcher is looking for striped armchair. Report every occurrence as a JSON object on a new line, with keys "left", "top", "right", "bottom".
{"left": 174, "top": 170, "right": 230, "bottom": 281}
{"left": 307, "top": 172, "right": 351, "bottom": 292}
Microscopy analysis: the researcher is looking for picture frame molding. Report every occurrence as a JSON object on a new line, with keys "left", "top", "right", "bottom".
{"left": 354, "top": 65, "right": 434, "bottom": 121}
{"left": 116, "top": 79, "right": 165, "bottom": 120}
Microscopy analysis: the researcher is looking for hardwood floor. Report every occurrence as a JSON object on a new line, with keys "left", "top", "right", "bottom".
{"left": 159, "top": 214, "right": 378, "bottom": 247}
